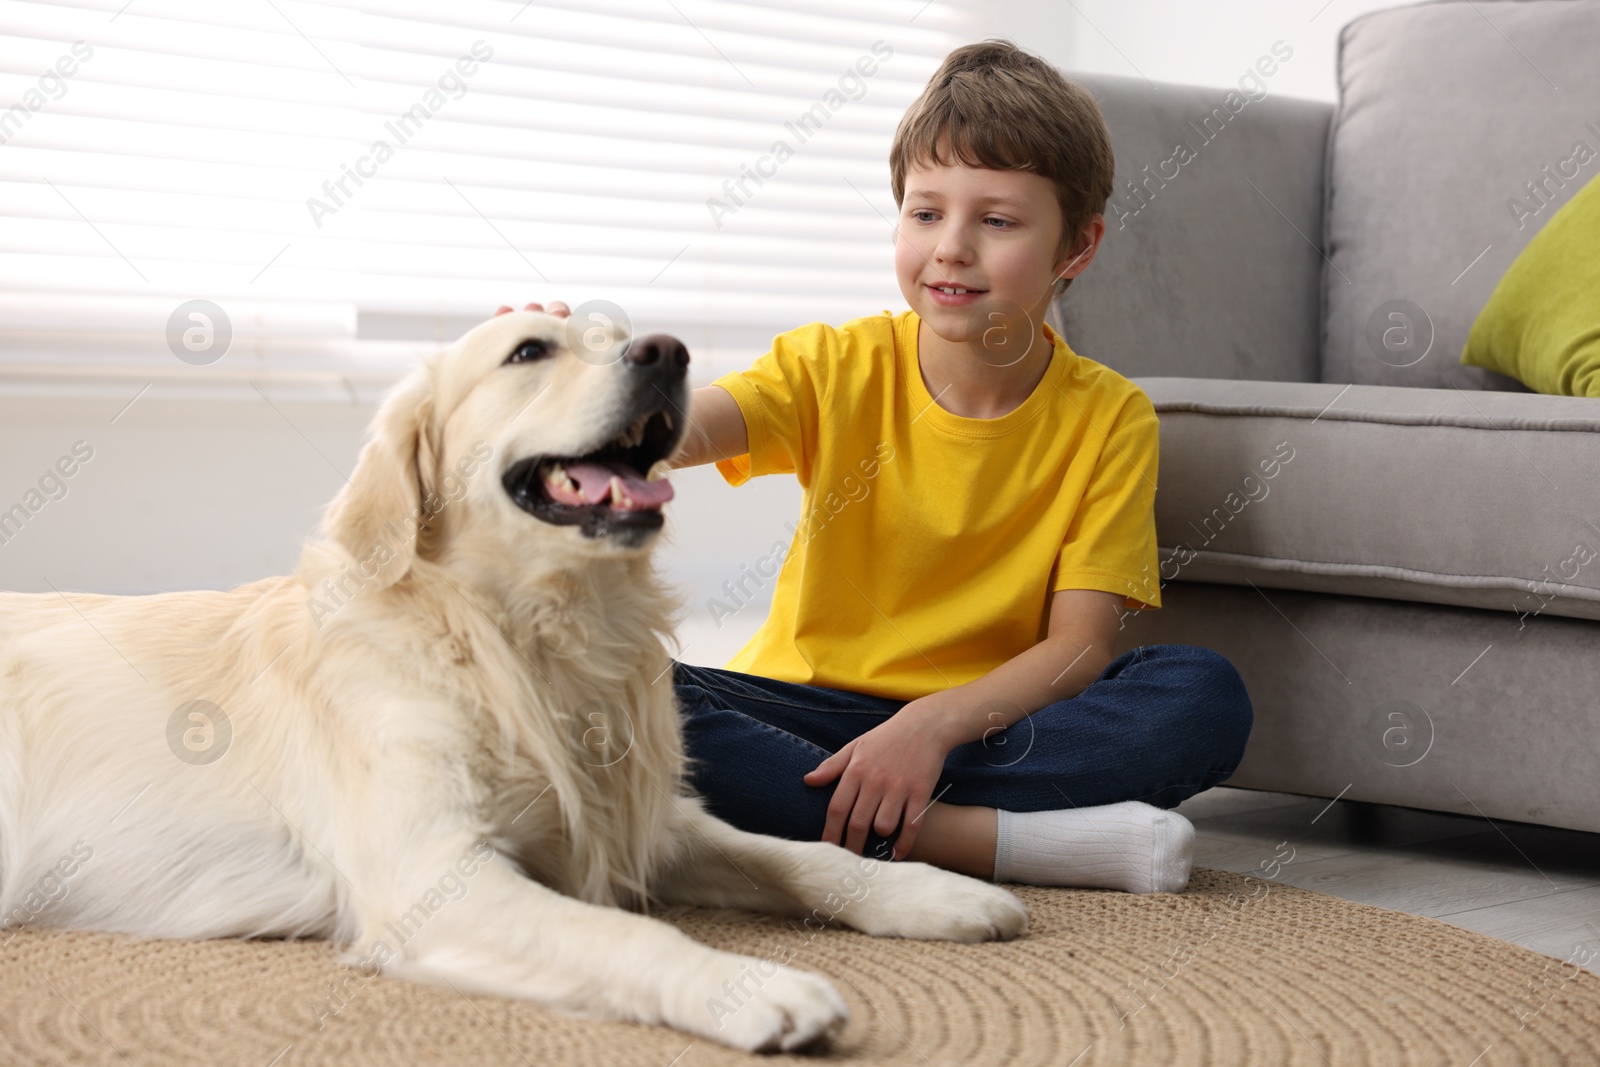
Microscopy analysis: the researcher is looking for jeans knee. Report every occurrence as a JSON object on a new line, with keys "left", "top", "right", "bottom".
{"left": 672, "top": 680, "right": 723, "bottom": 733}
{"left": 1186, "top": 646, "right": 1254, "bottom": 766}
{"left": 670, "top": 658, "right": 701, "bottom": 690}
{"left": 1141, "top": 644, "right": 1252, "bottom": 765}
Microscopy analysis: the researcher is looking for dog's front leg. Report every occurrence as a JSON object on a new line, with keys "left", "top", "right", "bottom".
{"left": 652, "top": 797, "right": 1029, "bottom": 942}
{"left": 343, "top": 829, "right": 850, "bottom": 1054}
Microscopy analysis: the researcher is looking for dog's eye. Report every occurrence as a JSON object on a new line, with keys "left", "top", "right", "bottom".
{"left": 504, "top": 339, "right": 551, "bottom": 365}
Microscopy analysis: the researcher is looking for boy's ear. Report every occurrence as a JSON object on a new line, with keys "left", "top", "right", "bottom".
{"left": 1056, "top": 214, "right": 1106, "bottom": 281}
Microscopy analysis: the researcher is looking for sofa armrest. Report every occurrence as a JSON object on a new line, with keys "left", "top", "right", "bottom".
{"left": 1048, "top": 71, "right": 1333, "bottom": 384}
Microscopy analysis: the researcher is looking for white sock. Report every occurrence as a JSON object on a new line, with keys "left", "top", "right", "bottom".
{"left": 991, "top": 800, "right": 1196, "bottom": 893}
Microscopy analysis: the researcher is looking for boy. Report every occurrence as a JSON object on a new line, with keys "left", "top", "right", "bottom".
{"left": 508, "top": 40, "right": 1252, "bottom": 893}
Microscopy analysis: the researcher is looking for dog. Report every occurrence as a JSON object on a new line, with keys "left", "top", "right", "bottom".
{"left": 0, "top": 310, "right": 1029, "bottom": 1053}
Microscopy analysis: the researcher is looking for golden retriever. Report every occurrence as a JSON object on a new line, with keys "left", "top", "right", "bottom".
{"left": 0, "top": 310, "right": 1029, "bottom": 1053}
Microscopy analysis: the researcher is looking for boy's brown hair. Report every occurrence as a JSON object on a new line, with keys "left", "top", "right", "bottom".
{"left": 889, "top": 37, "right": 1115, "bottom": 299}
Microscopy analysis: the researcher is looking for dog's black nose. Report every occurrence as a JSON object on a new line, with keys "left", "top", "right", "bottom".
{"left": 625, "top": 333, "right": 690, "bottom": 370}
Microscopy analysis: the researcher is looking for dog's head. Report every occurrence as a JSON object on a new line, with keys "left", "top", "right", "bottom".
{"left": 317, "top": 310, "right": 689, "bottom": 590}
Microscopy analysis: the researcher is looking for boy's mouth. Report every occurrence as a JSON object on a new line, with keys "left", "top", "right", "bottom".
{"left": 927, "top": 283, "right": 986, "bottom": 305}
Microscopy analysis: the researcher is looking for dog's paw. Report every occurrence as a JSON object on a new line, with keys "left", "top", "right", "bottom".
{"left": 845, "top": 861, "right": 1030, "bottom": 942}
{"left": 676, "top": 952, "right": 849, "bottom": 1054}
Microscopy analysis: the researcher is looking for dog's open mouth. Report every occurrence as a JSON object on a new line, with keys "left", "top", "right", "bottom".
{"left": 502, "top": 407, "right": 680, "bottom": 537}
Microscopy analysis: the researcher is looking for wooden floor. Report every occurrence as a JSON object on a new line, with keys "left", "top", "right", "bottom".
{"left": 1172, "top": 785, "right": 1600, "bottom": 975}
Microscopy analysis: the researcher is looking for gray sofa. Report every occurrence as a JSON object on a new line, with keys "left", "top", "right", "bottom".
{"left": 1049, "top": 0, "right": 1600, "bottom": 834}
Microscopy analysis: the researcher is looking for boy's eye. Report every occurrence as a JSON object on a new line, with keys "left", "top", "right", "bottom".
{"left": 909, "top": 209, "right": 1011, "bottom": 228}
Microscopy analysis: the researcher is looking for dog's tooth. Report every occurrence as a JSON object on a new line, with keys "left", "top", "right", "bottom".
{"left": 663, "top": 411, "right": 673, "bottom": 431}
{"left": 544, "top": 463, "right": 575, "bottom": 490}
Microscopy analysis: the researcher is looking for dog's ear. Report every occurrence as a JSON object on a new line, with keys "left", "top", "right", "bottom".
{"left": 321, "top": 363, "right": 441, "bottom": 590}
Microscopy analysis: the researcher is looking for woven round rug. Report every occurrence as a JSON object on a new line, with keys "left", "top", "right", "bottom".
{"left": 2, "top": 869, "right": 1596, "bottom": 1066}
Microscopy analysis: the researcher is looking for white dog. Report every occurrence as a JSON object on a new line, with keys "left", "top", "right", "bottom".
{"left": 0, "top": 310, "right": 1029, "bottom": 1053}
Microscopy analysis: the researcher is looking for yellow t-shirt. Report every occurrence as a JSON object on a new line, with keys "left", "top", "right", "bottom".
{"left": 710, "top": 308, "right": 1161, "bottom": 702}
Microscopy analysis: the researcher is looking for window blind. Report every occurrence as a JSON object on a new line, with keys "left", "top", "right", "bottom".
{"left": 0, "top": 0, "right": 970, "bottom": 398}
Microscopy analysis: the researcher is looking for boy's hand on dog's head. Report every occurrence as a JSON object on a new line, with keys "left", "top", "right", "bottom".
{"left": 495, "top": 301, "right": 570, "bottom": 318}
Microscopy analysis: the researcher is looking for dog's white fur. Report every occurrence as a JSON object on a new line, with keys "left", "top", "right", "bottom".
{"left": 0, "top": 311, "right": 1028, "bottom": 1053}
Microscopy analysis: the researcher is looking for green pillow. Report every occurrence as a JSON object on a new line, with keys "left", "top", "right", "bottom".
{"left": 1461, "top": 171, "right": 1600, "bottom": 397}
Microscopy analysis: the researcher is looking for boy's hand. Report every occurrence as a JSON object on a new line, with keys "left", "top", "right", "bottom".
{"left": 805, "top": 697, "right": 954, "bottom": 861}
{"left": 494, "top": 300, "right": 570, "bottom": 317}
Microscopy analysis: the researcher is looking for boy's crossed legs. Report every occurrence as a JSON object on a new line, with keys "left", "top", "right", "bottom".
{"left": 673, "top": 645, "right": 1254, "bottom": 893}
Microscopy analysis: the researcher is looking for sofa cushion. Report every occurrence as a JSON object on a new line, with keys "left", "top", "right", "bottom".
{"left": 1050, "top": 71, "right": 1332, "bottom": 383}
{"left": 1322, "top": 0, "right": 1600, "bottom": 390}
{"left": 1461, "top": 171, "right": 1600, "bottom": 397}
{"left": 1136, "top": 377, "right": 1600, "bottom": 622}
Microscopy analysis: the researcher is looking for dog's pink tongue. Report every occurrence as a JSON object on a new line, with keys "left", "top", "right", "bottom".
{"left": 560, "top": 461, "right": 674, "bottom": 509}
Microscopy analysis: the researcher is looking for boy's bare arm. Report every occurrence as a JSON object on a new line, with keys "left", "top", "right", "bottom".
{"left": 666, "top": 384, "right": 749, "bottom": 469}
{"left": 913, "top": 588, "right": 1125, "bottom": 750}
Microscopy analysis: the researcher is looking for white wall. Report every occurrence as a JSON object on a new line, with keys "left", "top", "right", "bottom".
{"left": 0, "top": 388, "right": 796, "bottom": 670}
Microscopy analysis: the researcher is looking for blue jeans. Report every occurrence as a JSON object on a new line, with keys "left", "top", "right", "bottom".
{"left": 673, "top": 644, "right": 1253, "bottom": 862}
